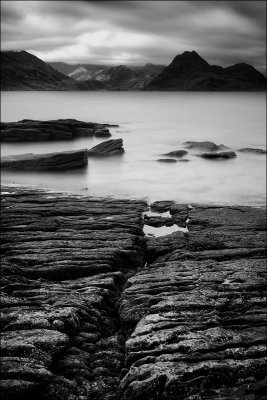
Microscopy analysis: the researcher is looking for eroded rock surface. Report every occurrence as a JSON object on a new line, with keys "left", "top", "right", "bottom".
{"left": 1, "top": 188, "right": 266, "bottom": 400}
{"left": 1, "top": 186, "right": 146, "bottom": 400}
{"left": 119, "top": 203, "right": 267, "bottom": 400}
{"left": 0, "top": 119, "right": 115, "bottom": 142}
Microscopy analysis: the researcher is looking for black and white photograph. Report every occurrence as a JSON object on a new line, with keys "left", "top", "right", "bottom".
{"left": 0, "top": 1, "right": 266, "bottom": 399}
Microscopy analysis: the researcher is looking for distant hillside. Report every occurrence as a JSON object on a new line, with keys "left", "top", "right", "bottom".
{"left": 0, "top": 51, "right": 90, "bottom": 91}
{"left": 49, "top": 62, "right": 110, "bottom": 76}
{"left": 51, "top": 61, "right": 165, "bottom": 90}
{"left": 146, "top": 51, "right": 266, "bottom": 91}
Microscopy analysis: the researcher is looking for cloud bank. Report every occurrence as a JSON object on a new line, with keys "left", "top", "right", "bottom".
{"left": 1, "top": 1, "right": 266, "bottom": 73}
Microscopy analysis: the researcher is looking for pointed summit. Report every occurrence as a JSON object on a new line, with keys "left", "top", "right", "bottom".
{"left": 146, "top": 50, "right": 266, "bottom": 91}
{"left": 168, "top": 50, "right": 211, "bottom": 74}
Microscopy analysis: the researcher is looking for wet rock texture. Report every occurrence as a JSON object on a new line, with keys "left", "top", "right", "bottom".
{"left": 119, "top": 204, "right": 267, "bottom": 400}
{"left": 0, "top": 119, "right": 116, "bottom": 142}
{"left": 1, "top": 187, "right": 266, "bottom": 400}
{"left": 1, "top": 186, "right": 146, "bottom": 400}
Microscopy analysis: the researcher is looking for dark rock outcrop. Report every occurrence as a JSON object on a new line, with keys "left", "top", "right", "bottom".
{"left": 238, "top": 148, "right": 266, "bottom": 154}
{"left": 198, "top": 151, "right": 237, "bottom": 159}
{"left": 1, "top": 149, "right": 88, "bottom": 170}
{"left": 1, "top": 119, "right": 113, "bottom": 142}
{"left": 146, "top": 50, "right": 266, "bottom": 91}
{"left": 87, "top": 139, "right": 124, "bottom": 156}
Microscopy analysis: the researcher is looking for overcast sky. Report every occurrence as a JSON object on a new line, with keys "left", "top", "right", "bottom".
{"left": 1, "top": 1, "right": 266, "bottom": 73}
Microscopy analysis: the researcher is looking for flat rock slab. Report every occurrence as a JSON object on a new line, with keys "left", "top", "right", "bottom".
{"left": 1, "top": 187, "right": 266, "bottom": 400}
{"left": 1, "top": 149, "right": 88, "bottom": 170}
{"left": 0, "top": 119, "right": 115, "bottom": 141}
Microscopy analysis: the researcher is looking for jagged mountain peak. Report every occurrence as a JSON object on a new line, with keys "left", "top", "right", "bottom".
{"left": 170, "top": 50, "right": 210, "bottom": 71}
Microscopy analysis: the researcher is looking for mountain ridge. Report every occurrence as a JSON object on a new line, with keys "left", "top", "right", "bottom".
{"left": 1, "top": 50, "right": 266, "bottom": 91}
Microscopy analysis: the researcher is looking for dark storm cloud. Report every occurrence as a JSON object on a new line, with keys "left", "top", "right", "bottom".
{"left": 1, "top": 1, "right": 266, "bottom": 73}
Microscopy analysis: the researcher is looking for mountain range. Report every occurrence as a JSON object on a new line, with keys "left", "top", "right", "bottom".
{"left": 1, "top": 50, "right": 266, "bottom": 91}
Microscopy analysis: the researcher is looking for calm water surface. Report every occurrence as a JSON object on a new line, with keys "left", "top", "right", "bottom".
{"left": 1, "top": 92, "right": 266, "bottom": 205}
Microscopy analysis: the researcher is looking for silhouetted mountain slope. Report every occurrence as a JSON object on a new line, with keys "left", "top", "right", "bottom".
{"left": 146, "top": 51, "right": 266, "bottom": 91}
{"left": 1, "top": 51, "right": 88, "bottom": 91}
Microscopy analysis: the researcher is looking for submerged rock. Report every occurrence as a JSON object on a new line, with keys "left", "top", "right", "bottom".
{"left": 198, "top": 151, "right": 237, "bottom": 159}
{"left": 1, "top": 149, "right": 88, "bottom": 170}
{"left": 94, "top": 128, "right": 112, "bottom": 138}
{"left": 157, "top": 158, "right": 177, "bottom": 163}
{"left": 183, "top": 141, "right": 227, "bottom": 151}
{"left": 238, "top": 148, "right": 266, "bottom": 154}
{"left": 87, "top": 139, "right": 124, "bottom": 156}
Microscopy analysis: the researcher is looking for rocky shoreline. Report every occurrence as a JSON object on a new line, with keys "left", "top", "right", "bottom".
{"left": 1, "top": 185, "right": 266, "bottom": 400}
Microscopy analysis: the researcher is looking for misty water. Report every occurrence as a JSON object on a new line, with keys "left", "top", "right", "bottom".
{"left": 1, "top": 91, "right": 266, "bottom": 206}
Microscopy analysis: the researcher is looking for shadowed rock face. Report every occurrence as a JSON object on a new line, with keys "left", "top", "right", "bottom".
{"left": 1, "top": 149, "right": 88, "bottom": 170}
{"left": 0, "top": 119, "right": 114, "bottom": 142}
{"left": 1, "top": 187, "right": 266, "bottom": 400}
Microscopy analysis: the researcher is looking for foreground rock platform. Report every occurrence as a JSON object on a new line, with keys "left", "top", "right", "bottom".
{"left": 1, "top": 186, "right": 266, "bottom": 400}
{"left": 0, "top": 119, "right": 118, "bottom": 142}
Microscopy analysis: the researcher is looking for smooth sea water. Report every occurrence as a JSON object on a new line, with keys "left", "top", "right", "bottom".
{"left": 1, "top": 91, "right": 266, "bottom": 205}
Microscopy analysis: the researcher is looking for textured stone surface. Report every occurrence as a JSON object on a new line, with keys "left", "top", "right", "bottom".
{"left": 0, "top": 119, "right": 113, "bottom": 141}
{"left": 1, "top": 186, "right": 266, "bottom": 400}
{"left": 87, "top": 139, "right": 125, "bottom": 156}
{"left": 0, "top": 186, "right": 146, "bottom": 400}
{"left": 118, "top": 202, "right": 266, "bottom": 400}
